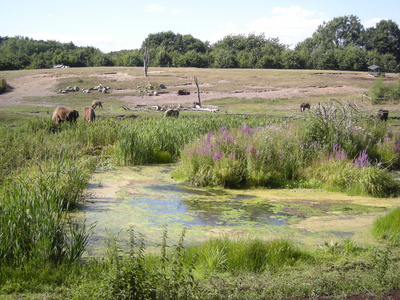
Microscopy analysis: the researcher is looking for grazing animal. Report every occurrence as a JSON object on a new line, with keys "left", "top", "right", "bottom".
{"left": 164, "top": 109, "right": 179, "bottom": 118}
{"left": 52, "top": 107, "right": 79, "bottom": 125}
{"left": 178, "top": 89, "right": 190, "bottom": 95}
{"left": 92, "top": 100, "right": 103, "bottom": 109}
{"left": 300, "top": 103, "right": 311, "bottom": 111}
{"left": 377, "top": 109, "right": 389, "bottom": 121}
{"left": 83, "top": 106, "right": 96, "bottom": 123}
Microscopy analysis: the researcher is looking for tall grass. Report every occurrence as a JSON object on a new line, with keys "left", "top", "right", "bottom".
{"left": 187, "top": 237, "right": 312, "bottom": 274}
{"left": 372, "top": 208, "right": 400, "bottom": 245}
{"left": 0, "top": 158, "right": 93, "bottom": 266}
{"left": 115, "top": 115, "right": 276, "bottom": 165}
{"left": 177, "top": 102, "right": 400, "bottom": 196}
{"left": 178, "top": 123, "right": 309, "bottom": 188}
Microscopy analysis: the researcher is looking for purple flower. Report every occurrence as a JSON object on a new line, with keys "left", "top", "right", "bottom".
{"left": 212, "top": 151, "right": 225, "bottom": 162}
{"left": 246, "top": 145, "right": 259, "bottom": 157}
{"left": 328, "top": 144, "right": 347, "bottom": 161}
{"left": 241, "top": 124, "right": 256, "bottom": 136}
{"left": 230, "top": 152, "right": 236, "bottom": 160}
{"left": 354, "top": 149, "right": 370, "bottom": 167}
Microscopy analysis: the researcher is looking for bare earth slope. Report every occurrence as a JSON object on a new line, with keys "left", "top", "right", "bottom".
{"left": 0, "top": 68, "right": 369, "bottom": 108}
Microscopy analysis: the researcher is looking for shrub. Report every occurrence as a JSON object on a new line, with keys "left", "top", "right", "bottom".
{"left": 0, "top": 78, "right": 9, "bottom": 94}
{"left": 367, "top": 76, "right": 400, "bottom": 103}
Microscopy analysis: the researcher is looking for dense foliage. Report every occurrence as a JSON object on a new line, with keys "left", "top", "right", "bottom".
{"left": 178, "top": 103, "right": 400, "bottom": 197}
{"left": 1, "top": 15, "right": 399, "bottom": 71}
{"left": 367, "top": 74, "right": 400, "bottom": 101}
{"left": 1, "top": 112, "right": 400, "bottom": 298}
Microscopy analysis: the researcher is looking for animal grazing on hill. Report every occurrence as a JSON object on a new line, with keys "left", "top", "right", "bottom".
{"left": 178, "top": 90, "right": 190, "bottom": 95}
{"left": 164, "top": 109, "right": 179, "bottom": 118}
{"left": 300, "top": 103, "right": 311, "bottom": 111}
{"left": 377, "top": 109, "right": 389, "bottom": 121}
{"left": 52, "top": 107, "right": 79, "bottom": 125}
{"left": 92, "top": 100, "right": 103, "bottom": 109}
{"left": 83, "top": 106, "right": 96, "bottom": 123}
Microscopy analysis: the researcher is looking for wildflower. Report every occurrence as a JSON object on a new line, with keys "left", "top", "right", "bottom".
{"left": 328, "top": 144, "right": 347, "bottom": 161}
{"left": 212, "top": 151, "right": 225, "bottom": 162}
{"left": 354, "top": 149, "right": 370, "bottom": 167}
{"left": 230, "top": 152, "right": 236, "bottom": 160}
{"left": 246, "top": 145, "right": 259, "bottom": 157}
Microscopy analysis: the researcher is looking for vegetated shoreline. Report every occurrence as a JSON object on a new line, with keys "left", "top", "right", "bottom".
{"left": 1, "top": 67, "right": 400, "bottom": 299}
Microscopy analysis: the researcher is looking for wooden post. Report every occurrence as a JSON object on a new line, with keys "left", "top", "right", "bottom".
{"left": 194, "top": 76, "right": 201, "bottom": 107}
{"left": 143, "top": 47, "right": 150, "bottom": 77}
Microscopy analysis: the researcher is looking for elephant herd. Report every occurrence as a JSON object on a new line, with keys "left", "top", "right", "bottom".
{"left": 52, "top": 100, "right": 103, "bottom": 125}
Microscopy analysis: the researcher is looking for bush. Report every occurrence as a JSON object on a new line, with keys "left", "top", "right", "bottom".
{"left": 367, "top": 76, "right": 400, "bottom": 103}
{"left": 0, "top": 78, "right": 9, "bottom": 94}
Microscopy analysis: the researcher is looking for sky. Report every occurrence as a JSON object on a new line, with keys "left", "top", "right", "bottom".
{"left": 1, "top": 0, "right": 400, "bottom": 53}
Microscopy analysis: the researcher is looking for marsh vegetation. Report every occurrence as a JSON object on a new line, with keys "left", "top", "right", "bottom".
{"left": 1, "top": 67, "right": 400, "bottom": 299}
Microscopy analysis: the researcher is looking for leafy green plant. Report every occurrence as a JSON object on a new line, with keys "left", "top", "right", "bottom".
{"left": 0, "top": 78, "right": 10, "bottom": 94}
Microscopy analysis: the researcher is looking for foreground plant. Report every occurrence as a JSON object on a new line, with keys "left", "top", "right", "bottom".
{"left": 372, "top": 207, "right": 400, "bottom": 245}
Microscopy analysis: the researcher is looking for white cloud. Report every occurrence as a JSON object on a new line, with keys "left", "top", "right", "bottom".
{"left": 247, "top": 6, "right": 326, "bottom": 47}
{"left": 363, "top": 18, "right": 383, "bottom": 28}
{"left": 171, "top": 9, "right": 182, "bottom": 15}
{"left": 208, "top": 22, "right": 244, "bottom": 44}
{"left": 147, "top": 4, "right": 164, "bottom": 12}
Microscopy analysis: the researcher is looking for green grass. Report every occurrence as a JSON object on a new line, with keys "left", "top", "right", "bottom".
{"left": 372, "top": 207, "right": 400, "bottom": 245}
{"left": 2, "top": 228, "right": 399, "bottom": 300}
{"left": 1, "top": 68, "right": 400, "bottom": 299}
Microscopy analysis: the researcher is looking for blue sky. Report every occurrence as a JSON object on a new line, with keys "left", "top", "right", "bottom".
{"left": 1, "top": 0, "right": 399, "bottom": 53}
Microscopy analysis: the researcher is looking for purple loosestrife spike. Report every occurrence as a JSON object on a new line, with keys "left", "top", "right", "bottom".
{"left": 230, "top": 152, "right": 236, "bottom": 160}
{"left": 212, "top": 151, "right": 225, "bottom": 162}
{"left": 354, "top": 149, "right": 370, "bottom": 167}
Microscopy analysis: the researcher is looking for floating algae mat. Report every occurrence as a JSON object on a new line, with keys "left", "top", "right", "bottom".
{"left": 77, "top": 164, "right": 400, "bottom": 256}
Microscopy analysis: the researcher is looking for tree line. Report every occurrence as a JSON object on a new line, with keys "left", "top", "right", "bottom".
{"left": 1, "top": 15, "right": 399, "bottom": 72}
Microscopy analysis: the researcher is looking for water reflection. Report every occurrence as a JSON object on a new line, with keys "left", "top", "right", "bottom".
{"left": 129, "top": 192, "right": 290, "bottom": 227}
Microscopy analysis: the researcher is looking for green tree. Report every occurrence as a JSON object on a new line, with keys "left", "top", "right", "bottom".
{"left": 365, "top": 19, "right": 400, "bottom": 61}
{"left": 315, "top": 15, "right": 365, "bottom": 48}
{"left": 212, "top": 49, "right": 238, "bottom": 68}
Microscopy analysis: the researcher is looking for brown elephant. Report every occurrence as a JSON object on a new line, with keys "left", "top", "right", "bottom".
{"left": 164, "top": 109, "right": 179, "bottom": 118}
{"left": 92, "top": 100, "right": 103, "bottom": 109}
{"left": 52, "top": 107, "right": 79, "bottom": 125}
{"left": 300, "top": 103, "right": 311, "bottom": 111}
{"left": 83, "top": 106, "right": 96, "bottom": 123}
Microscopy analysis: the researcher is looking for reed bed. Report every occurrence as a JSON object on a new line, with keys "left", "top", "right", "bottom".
{"left": 115, "top": 115, "right": 276, "bottom": 165}
{"left": 0, "top": 156, "right": 93, "bottom": 266}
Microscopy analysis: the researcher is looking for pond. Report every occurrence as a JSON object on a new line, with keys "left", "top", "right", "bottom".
{"left": 76, "top": 164, "right": 398, "bottom": 256}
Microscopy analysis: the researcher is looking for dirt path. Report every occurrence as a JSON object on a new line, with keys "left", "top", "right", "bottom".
{"left": 117, "top": 85, "right": 365, "bottom": 107}
{"left": 0, "top": 73, "right": 63, "bottom": 106}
